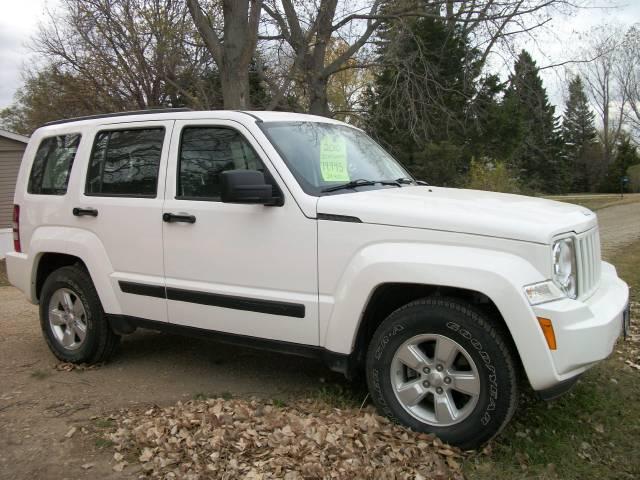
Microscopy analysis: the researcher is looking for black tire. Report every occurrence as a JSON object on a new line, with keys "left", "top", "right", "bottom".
{"left": 366, "top": 297, "right": 518, "bottom": 449}
{"left": 40, "top": 265, "right": 120, "bottom": 364}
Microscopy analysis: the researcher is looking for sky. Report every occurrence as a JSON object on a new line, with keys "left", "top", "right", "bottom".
{"left": 0, "top": 0, "right": 639, "bottom": 115}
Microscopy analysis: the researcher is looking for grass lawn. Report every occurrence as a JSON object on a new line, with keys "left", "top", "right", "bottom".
{"left": 464, "top": 240, "right": 639, "bottom": 479}
{"left": 545, "top": 193, "right": 640, "bottom": 211}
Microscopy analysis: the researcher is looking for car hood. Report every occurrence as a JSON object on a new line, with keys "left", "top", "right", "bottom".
{"left": 316, "top": 186, "right": 597, "bottom": 244}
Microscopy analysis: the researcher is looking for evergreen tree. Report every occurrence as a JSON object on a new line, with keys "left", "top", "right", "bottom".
{"left": 600, "top": 134, "right": 640, "bottom": 192}
{"left": 503, "top": 50, "right": 562, "bottom": 193}
{"left": 561, "top": 75, "right": 598, "bottom": 192}
{"left": 364, "top": 12, "right": 484, "bottom": 186}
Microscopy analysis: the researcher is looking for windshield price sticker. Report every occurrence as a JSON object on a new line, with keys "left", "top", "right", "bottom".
{"left": 320, "top": 136, "right": 349, "bottom": 182}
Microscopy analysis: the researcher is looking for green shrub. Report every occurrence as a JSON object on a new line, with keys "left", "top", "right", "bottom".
{"left": 466, "top": 158, "right": 520, "bottom": 193}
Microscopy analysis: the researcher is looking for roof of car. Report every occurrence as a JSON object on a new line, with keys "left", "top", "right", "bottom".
{"left": 40, "top": 109, "right": 345, "bottom": 130}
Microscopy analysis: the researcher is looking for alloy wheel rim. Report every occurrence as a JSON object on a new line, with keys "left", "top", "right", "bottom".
{"left": 390, "top": 334, "right": 481, "bottom": 427}
{"left": 48, "top": 288, "right": 88, "bottom": 351}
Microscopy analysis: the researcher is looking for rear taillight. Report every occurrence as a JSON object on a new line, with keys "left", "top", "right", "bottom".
{"left": 12, "top": 205, "right": 21, "bottom": 253}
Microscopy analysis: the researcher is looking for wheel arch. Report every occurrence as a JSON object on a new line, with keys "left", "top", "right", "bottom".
{"left": 35, "top": 253, "right": 88, "bottom": 300}
{"left": 350, "top": 283, "right": 521, "bottom": 375}
{"left": 27, "top": 226, "right": 121, "bottom": 314}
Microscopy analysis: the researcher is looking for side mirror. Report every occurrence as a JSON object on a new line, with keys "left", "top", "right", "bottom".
{"left": 220, "top": 170, "right": 274, "bottom": 205}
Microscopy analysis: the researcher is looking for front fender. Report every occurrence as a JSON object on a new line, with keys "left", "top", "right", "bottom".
{"left": 26, "top": 226, "right": 122, "bottom": 314}
{"left": 320, "top": 242, "right": 554, "bottom": 390}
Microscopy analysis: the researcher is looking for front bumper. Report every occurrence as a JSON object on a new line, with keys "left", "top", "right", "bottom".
{"left": 532, "top": 261, "right": 629, "bottom": 388}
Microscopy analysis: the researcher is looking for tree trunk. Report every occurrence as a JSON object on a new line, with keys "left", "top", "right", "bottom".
{"left": 187, "top": 0, "right": 261, "bottom": 110}
{"left": 308, "top": 75, "right": 330, "bottom": 116}
{"left": 305, "top": 0, "right": 337, "bottom": 116}
{"left": 221, "top": 67, "right": 250, "bottom": 109}
{"left": 221, "top": 0, "right": 252, "bottom": 109}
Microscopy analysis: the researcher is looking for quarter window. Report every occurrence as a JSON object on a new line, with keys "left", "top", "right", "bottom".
{"left": 178, "top": 127, "right": 269, "bottom": 200}
{"left": 28, "top": 134, "right": 81, "bottom": 195}
{"left": 86, "top": 128, "right": 165, "bottom": 196}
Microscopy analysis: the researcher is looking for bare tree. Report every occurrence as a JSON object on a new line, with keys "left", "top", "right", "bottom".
{"left": 35, "top": 0, "right": 211, "bottom": 110}
{"left": 621, "top": 24, "right": 640, "bottom": 143}
{"left": 261, "top": 0, "right": 579, "bottom": 117}
{"left": 187, "top": 0, "right": 263, "bottom": 109}
{"left": 262, "top": 0, "right": 390, "bottom": 115}
{"left": 578, "top": 24, "right": 630, "bottom": 165}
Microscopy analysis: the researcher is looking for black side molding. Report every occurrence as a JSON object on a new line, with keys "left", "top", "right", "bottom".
{"left": 119, "top": 281, "right": 166, "bottom": 299}
{"left": 166, "top": 287, "right": 305, "bottom": 318}
{"left": 317, "top": 213, "right": 362, "bottom": 223}
{"left": 117, "top": 281, "right": 305, "bottom": 318}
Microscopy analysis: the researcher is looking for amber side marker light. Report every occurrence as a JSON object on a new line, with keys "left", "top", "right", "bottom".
{"left": 537, "top": 317, "right": 557, "bottom": 350}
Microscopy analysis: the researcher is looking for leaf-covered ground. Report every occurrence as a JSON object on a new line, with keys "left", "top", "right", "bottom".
{"left": 103, "top": 399, "right": 464, "bottom": 479}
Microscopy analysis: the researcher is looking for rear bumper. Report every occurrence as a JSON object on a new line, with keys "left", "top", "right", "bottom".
{"left": 5, "top": 251, "right": 35, "bottom": 302}
{"left": 531, "top": 261, "right": 628, "bottom": 391}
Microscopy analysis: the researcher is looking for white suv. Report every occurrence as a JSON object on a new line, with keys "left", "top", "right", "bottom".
{"left": 6, "top": 109, "right": 630, "bottom": 448}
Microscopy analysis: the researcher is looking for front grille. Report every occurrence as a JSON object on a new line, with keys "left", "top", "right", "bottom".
{"left": 576, "top": 227, "right": 601, "bottom": 299}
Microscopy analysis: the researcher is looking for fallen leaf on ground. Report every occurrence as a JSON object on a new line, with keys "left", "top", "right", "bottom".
{"left": 103, "top": 398, "right": 465, "bottom": 479}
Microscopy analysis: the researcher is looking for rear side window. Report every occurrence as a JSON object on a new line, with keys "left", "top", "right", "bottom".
{"left": 86, "top": 128, "right": 165, "bottom": 197}
{"left": 28, "top": 134, "right": 81, "bottom": 195}
{"left": 178, "top": 127, "right": 266, "bottom": 200}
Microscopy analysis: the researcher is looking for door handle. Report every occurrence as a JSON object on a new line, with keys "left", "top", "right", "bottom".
{"left": 72, "top": 207, "right": 98, "bottom": 217}
{"left": 163, "top": 212, "right": 196, "bottom": 224}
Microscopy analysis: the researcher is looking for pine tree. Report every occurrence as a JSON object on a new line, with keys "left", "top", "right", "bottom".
{"left": 364, "top": 11, "right": 487, "bottom": 186}
{"left": 562, "top": 75, "right": 598, "bottom": 192}
{"left": 600, "top": 134, "right": 640, "bottom": 192}
{"left": 503, "top": 50, "right": 562, "bottom": 193}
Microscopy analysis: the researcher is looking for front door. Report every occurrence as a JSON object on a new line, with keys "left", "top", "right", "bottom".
{"left": 161, "top": 119, "right": 318, "bottom": 345}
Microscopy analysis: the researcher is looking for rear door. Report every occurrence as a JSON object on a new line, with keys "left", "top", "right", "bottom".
{"left": 77, "top": 121, "right": 173, "bottom": 321}
{"left": 161, "top": 119, "right": 318, "bottom": 345}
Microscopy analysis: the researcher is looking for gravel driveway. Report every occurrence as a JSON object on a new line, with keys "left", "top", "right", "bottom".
{"left": 0, "top": 201, "right": 638, "bottom": 479}
{"left": 597, "top": 202, "right": 640, "bottom": 259}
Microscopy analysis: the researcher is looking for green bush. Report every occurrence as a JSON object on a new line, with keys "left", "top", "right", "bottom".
{"left": 466, "top": 158, "right": 520, "bottom": 193}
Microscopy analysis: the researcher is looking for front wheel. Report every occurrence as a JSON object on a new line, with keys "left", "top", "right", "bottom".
{"left": 366, "top": 297, "right": 518, "bottom": 449}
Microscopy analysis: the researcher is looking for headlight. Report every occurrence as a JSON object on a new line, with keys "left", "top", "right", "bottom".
{"left": 552, "top": 238, "right": 577, "bottom": 299}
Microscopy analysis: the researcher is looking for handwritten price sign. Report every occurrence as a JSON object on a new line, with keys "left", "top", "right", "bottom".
{"left": 320, "top": 136, "right": 349, "bottom": 182}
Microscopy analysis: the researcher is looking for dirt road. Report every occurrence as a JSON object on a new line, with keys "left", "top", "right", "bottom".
{"left": 0, "top": 290, "right": 343, "bottom": 479}
{"left": 0, "top": 201, "right": 638, "bottom": 479}
{"left": 597, "top": 201, "right": 640, "bottom": 258}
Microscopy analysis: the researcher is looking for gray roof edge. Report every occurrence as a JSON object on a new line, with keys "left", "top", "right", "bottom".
{"left": 0, "top": 129, "right": 29, "bottom": 144}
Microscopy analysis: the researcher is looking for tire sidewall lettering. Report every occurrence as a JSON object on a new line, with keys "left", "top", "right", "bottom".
{"left": 446, "top": 321, "right": 498, "bottom": 426}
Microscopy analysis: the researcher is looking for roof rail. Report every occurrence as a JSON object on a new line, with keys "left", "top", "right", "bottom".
{"left": 42, "top": 108, "right": 193, "bottom": 127}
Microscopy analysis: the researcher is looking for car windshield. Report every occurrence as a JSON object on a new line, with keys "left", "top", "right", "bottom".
{"left": 260, "top": 121, "right": 411, "bottom": 196}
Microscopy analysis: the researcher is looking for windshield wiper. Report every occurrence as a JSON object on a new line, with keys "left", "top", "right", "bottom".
{"left": 395, "top": 177, "right": 415, "bottom": 185}
{"left": 321, "top": 179, "right": 400, "bottom": 193}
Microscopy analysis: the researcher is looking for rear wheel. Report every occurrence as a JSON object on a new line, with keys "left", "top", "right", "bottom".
{"left": 40, "top": 265, "right": 119, "bottom": 364}
{"left": 366, "top": 297, "right": 518, "bottom": 449}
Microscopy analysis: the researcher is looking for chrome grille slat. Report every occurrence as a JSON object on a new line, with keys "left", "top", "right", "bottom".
{"left": 578, "top": 237, "right": 586, "bottom": 295}
{"left": 577, "top": 228, "right": 601, "bottom": 300}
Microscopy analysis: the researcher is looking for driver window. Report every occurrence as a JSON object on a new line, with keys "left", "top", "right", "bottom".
{"left": 178, "top": 127, "right": 267, "bottom": 200}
